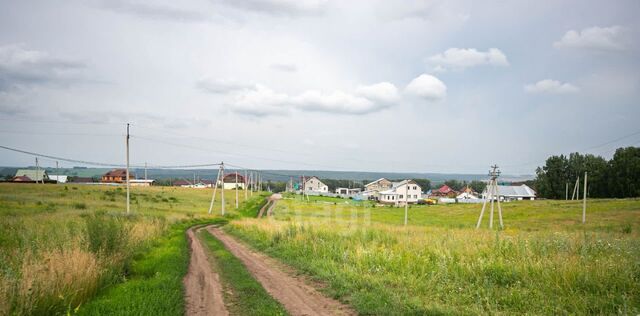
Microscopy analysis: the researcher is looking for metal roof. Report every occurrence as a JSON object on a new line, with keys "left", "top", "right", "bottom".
{"left": 485, "top": 184, "right": 536, "bottom": 197}
{"left": 15, "top": 169, "right": 47, "bottom": 181}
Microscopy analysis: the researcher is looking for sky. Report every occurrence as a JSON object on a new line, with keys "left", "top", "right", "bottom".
{"left": 0, "top": 0, "right": 639, "bottom": 175}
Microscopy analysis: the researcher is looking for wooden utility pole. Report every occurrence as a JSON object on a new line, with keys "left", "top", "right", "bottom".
{"left": 126, "top": 123, "right": 131, "bottom": 214}
{"left": 582, "top": 172, "right": 587, "bottom": 223}
{"left": 244, "top": 169, "right": 248, "bottom": 201}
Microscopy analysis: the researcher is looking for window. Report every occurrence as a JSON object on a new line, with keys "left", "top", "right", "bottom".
{"left": 399, "top": 195, "right": 403, "bottom": 199}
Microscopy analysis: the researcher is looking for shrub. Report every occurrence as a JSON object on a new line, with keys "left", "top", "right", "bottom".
{"left": 84, "top": 212, "right": 131, "bottom": 256}
{"left": 73, "top": 202, "right": 87, "bottom": 210}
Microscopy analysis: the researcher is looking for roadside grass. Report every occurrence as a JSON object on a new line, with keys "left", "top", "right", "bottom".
{"left": 198, "top": 228, "right": 288, "bottom": 316}
{"left": 227, "top": 198, "right": 640, "bottom": 315}
{"left": 78, "top": 219, "right": 227, "bottom": 315}
{"left": 0, "top": 183, "right": 263, "bottom": 315}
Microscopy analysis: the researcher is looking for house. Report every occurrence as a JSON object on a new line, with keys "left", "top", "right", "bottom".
{"left": 129, "top": 179, "right": 155, "bottom": 187}
{"left": 481, "top": 184, "right": 536, "bottom": 201}
{"left": 456, "top": 186, "right": 479, "bottom": 200}
{"left": 68, "top": 177, "right": 95, "bottom": 184}
{"left": 335, "top": 187, "right": 362, "bottom": 196}
{"left": 14, "top": 169, "right": 48, "bottom": 182}
{"left": 101, "top": 169, "right": 134, "bottom": 183}
{"left": 363, "top": 178, "right": 392, "bottom": 199}
{"left": 48, "top": 175, "right": 68, "bottom": 183}
{"left": 174, "top": 179, "right": 212, "bottom": 189}
{"left": 379, "top": 180, "right": 422, "bottom": 206}
{"left": 302, "top": 176, "right": 328, "bottom": 193}
{"left": 219, "top": 173, "right": 246, "bottom": 190}
{"left": 12, "top": 175, "right": 34, "bottom": 182}
{"left": 430, "top": 184, "right": 458, "bottom": 198}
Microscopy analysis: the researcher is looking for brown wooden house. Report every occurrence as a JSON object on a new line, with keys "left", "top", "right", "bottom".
{"left": 101, "top": 169, "right": 134, "bottom": 183}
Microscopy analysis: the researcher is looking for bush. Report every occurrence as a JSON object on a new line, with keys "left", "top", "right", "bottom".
{"left": 73, "top": 202, "right": 87, "bottom": 209}
{"left": 84, "top": 212, "right": 131, "bottom": 256}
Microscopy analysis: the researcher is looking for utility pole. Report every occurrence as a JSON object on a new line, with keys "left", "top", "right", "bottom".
{"left": 565, "top": 182, "right": 568, "bottom": 200}
{"left": 144, "top": 162, "right": 147, "bottom": 180}
{"left": 582, "top": 172, "right": 587, "bottom": 223}
{"left": 404, "top": 181, "right": 409, "bottom": 226}
{"left": 244, "top": 169, "right": 248, "bottom": 201}
{"left": 235, "top": 171, "right": 239, "bottom": 209}
{"left": 35, "top": 157, "right": 41, "bottom": 184}
{"left": 126, "top": 123, "right": 131, "bottom": 214}
{"left": 476, "top": 165, "right": 503, "bottom": 229}
{"left": 220, "top": 162, "right": 225, "bottom": 216}
{"left": 56, "top": 161, "right": 59, "bottom": 184}
{"left": 208, "top": 164, "right": 222, "bottom": 214}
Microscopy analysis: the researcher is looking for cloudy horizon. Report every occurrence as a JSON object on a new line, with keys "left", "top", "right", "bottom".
{"left": 1, "top": 0, "right": 639, "bottom": 175}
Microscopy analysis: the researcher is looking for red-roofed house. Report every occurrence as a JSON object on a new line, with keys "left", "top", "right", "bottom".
{"left": 102, "top": 169, "right": 135, "bottom": 183}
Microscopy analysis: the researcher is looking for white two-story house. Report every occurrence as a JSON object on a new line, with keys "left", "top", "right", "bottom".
{"left": 379, "top": 180, "right": 422, "bottom": 206}
{"left": 302, "top": 176, "right": 329, "bottom": 193}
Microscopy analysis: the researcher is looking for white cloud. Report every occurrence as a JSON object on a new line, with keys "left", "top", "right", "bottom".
{"left": 404, "top": 74, "right": 447, "bottom": 101}
{"left": 196, "top": 78, "right": 254, "bottom": 94}
{"left": 101, "top": 0, "right": 210, "bottom": 22}
{"left": 554, "top": 26, "right": 627, "bottom": 51}
{"left": 428, "top": 48, "right": 509, "bottom": 71}
{"left": 212, "top": 0, "right": 327, "bottom": 16}
{"left": 229, "top": 84, "right": 291, "bottom": 116}
{"left": 524, "top": 79, "right": 579, "bottom": 94}
{"left": 215, "top": 81, "right": 400, "bottom": 116}
{"left": 355, "top": 82, "right": 399, "bottom": 106}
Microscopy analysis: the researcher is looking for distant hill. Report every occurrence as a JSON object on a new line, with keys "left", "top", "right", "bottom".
{"left": 0, "top": 166, "right": 533, "bottom": 183}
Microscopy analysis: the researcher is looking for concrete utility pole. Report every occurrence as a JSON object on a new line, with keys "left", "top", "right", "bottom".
{"left": 404, "top": 181, "right": 409, "bottom": 226}
{"left": 35, "top": 157, "right": 41, "bottom": 184}
{"left": 582, "top": 172, "right": 587, "bottom": 223}
{"left": 144, "top": 162, "right": 147, "bottom": 180}
{"left": 220, "top": 162, "right": 225, "bottom": 216}
{"left": 476, "top": 165, "right": 503, "bottom": 229}
{"left": 126, "top": 123, "right": 131, "bottom": 214}
{"left": 565, "top": 182, "right": 569, "bottom": 200}
{"left": 208, "top": 165, "right": 222, "bottom": 214}
{"left": 235, "top": 171, "right": 239, "bottom": 209}
{"left": 244, "top": 170, "right": 248, "bottom": 201}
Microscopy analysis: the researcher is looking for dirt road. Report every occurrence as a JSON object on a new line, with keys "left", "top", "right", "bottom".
{"left": 257, "top": 193, "right": 282, "bottom": 218}
{"left": 183, "top": 226, "right": 228, "bottom": 316}
{"left": 206, "top": 226, "right": 355, "bottom": 316}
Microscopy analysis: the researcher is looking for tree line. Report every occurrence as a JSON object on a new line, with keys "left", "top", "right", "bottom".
{"left": 534, "top": 146, "right": 640, "bottom": 199}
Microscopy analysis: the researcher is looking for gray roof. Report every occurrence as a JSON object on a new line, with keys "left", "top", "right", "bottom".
{"left": 485, "top": 184, "right": 536, "bottom": 197}
{"left": 15, "top": 169, "right": 48, "bottom": 181}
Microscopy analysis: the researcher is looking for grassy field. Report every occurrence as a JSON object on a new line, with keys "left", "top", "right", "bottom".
{"left": 226, "top": 197, "right": 640, "bottom": 314}
{"left": 0, "top": 183, "right": 263, "bottom": 315}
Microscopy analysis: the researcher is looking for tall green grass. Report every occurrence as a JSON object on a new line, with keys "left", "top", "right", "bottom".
{"left": 0, "top": 183, "right": 259, "bottom": 315}
{"left": 226, "top": 198, "right": 640, "bottom": 314}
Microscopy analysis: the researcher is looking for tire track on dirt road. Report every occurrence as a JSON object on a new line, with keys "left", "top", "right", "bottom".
{"left": 183, "top": 226, "right": 228, "bottom": 316}
{"left": 206, "top": 226, "right": 355, "bottom": 316}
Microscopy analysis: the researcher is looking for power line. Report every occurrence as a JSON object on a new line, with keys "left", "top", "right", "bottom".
{"left": 0, "top": 145, "right": 221, "bottom": 169}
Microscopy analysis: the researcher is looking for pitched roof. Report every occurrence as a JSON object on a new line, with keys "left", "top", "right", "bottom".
{"left": 365, "top": 178, "right": 390, "bottom": 187}
{"left": 434, "top": 184, "right": 454, "bottom": 194}
{"left": 486, "top": 184, "right": 536, "bottom": 197}
{"left": 15, "top": 169, "right": 47, "bottom": 181}
{"left": 223, "top": 173, "right": 246, "bottom": 183}
{"left": 13, "top": 175, "right": 33, "bottom": 182}
{"left": 103, "top": 169, "right": 128, "bottom": 177}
